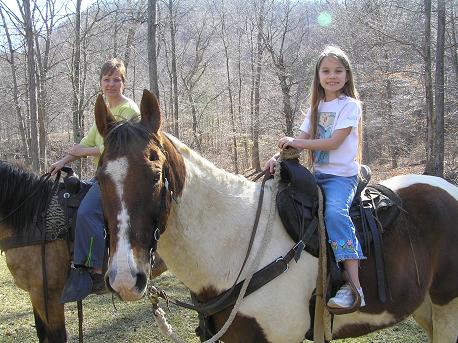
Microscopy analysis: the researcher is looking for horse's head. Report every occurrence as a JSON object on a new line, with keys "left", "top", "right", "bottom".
{"left": 95, "top": 90, "right": 185, "bottom": 301}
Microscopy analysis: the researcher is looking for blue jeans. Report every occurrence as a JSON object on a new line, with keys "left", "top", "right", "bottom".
{"left": 73, "top": 180, "right": 105, "bottom": 269}
{"left": 314, "top": 172, "right": 365, "bottom": 263}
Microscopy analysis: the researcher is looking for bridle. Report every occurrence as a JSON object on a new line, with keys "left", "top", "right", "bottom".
{"left": 147, "top": 139, "right": 176, "bottom": 256}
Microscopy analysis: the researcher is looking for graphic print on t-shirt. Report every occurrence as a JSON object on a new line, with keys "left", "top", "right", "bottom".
{"left": 314, "top": 111, "right": 336, "bottom": 164}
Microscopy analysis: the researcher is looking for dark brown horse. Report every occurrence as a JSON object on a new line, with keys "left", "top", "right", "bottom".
{"left": 96, "top": 89, "right": 458, "bottom": 342}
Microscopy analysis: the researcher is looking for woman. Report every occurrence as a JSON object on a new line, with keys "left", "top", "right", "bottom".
{"left": 50, "top": 58, "right": 140, "bottom": 302}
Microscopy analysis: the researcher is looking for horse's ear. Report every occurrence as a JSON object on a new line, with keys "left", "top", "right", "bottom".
{"left": 95, "top": 94, "right": 116, "bottom": 137}
{"left": 140, "top": 89, "right": 162, "bottom": 134}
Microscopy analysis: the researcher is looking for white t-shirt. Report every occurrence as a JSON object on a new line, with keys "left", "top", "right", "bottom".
{"left": 299, "top": 96, "right": 361, "bottom": 177}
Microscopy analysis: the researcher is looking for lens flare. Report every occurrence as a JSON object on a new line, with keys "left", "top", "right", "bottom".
{"left": 317, "top": 11, "right": 332, "bottom": 27}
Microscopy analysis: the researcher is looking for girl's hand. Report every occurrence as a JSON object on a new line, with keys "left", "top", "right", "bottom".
{"left": 263, "top": 156, "right": 278, "bottom": 173}
{"left": 277, "top": 136, "right": 296, "bottom": 149}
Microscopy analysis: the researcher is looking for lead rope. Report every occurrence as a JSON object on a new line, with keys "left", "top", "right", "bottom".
{"left": 313, "top": 186, "right": 332, "bottom": 342}
{"left": 151, "top": 165, "right": 280, "bottom": 343}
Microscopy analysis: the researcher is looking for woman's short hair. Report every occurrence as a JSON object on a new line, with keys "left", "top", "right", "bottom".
{"left": 99, "top": 58, "right": 126, "bottom": 83}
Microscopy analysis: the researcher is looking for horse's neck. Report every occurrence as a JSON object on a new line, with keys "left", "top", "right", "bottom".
{"left": 158, "top": 151, "right": 271, "bottom": 292}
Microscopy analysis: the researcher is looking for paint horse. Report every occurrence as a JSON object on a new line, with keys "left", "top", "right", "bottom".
{"left": 96, "top": 90, "right": 458, "bottom": 343}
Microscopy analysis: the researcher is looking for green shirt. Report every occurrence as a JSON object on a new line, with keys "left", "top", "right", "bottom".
{"left": 80, "top": 98, "right": 140, "bottom": 165}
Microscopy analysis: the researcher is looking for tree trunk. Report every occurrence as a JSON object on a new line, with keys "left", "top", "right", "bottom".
{"left": 278, "top": 67, "right": 294, "bottom": 136}
{"left": 220, "top": 8, "right": 239, "bottom": 173}
{"left": 237, "top": 26, "right": 249, "bottom": 171}
{"left": 384, "top": 77, "right": 397, "bottom": 169}
{"left": 448, "top": 4, "right": 458, "bottom": 91}
{"left": 252, "top": 0, "right": 265, "bottom": 172}
{"left": 168, "top": 0, "right": 179, "bottom": 138}
{"left": 432, "top": 0, "right": 446, "bottom": 176}
{"left": 423, "top": 0, "right": 435, "bottom": 175}
{"left": 71, "top": 0, "right": 83, "bottom": 175}
{"left": 184, "top": 82, "right": 201, "bottom": 151}
{"left": 148, "top": 0, "right": 160, "bottom": 98}
{"left": 23, "top": 0, "right": 40, "bottom": 171}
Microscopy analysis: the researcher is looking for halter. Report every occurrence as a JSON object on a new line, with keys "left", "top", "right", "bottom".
{"left": 149, "top": 142, "right": 175, "bottom": 254}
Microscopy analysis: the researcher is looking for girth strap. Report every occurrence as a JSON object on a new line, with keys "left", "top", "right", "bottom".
{"left": 362, "top": 204, "right": 388, "bottom": 303}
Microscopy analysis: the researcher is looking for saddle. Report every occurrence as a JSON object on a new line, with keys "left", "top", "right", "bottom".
{"left": 56, "top": 167, "right": 92, "bottom": 242}
{"left": 276, "top": 158, "right": 402, "bottom": 309}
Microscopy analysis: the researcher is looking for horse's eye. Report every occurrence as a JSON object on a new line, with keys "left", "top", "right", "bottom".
{"left": 152, "top": 171, "right": 161, "bottom": 183}
{"left": 149, "top": 152, "right": 159, "bottom": 161}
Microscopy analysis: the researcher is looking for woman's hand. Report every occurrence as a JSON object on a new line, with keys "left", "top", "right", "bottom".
{"left": 67, "top": 144, "right": 87, "bottom": 157}
{"left": 48, "top": 159, "right": 66, "bottom": 176}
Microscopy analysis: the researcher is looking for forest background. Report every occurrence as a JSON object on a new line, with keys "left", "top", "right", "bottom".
{"left": 0, "top": 0, "right": 456, "bottom": 181}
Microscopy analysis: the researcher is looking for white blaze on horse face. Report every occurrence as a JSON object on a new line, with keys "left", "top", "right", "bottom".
{"left": 105, "top": 157, "right": 138, "bottom": 296}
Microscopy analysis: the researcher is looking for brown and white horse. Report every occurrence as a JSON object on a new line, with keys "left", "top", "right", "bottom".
{"left": 96, "top": 90, "right": 458, "bottom": 343}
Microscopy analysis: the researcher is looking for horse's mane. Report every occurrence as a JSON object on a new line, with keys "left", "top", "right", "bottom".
{"left": 104, "top": 119, "right": 153, "bottom": 156}
{"left": 0, "top": 160, "right": 54, "bottom": 234}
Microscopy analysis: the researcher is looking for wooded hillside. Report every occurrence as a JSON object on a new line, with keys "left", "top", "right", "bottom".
{"left": 0, "top": 0, "right": 456, "bottom": 181}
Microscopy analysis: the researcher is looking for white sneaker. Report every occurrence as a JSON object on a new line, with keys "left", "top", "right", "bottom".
{"left": 327, "top": 284, "right": 366, "bottom": 309}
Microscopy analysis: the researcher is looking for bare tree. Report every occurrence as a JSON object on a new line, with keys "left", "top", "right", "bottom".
{"left": 218, "top": 1, "right": 239, "bottom": 173}
{"left": 251, "top": 0, "right": 265, "bottom": 171}
{"left": 167, "top": 0, "right": 180, "bottom": 138}
{"left": 148, "top": 0, "right": 160, "bottom": 98}
{"left": 263, "top": 0, "right": 307, "bottom": 136}
{"left": 22, "top": 0, "right": 40, "bottom": 171}
{"left": 431, "top": 0, "right": 446, "bottom": 176}
{"left": 179, "top": 10, "right": 215, "bottom": 151}
{"left": 0, "top": 5, "right": 30, "bottom": 163}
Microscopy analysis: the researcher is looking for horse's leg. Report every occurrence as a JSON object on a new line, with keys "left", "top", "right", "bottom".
{"left": 5, "top": 242, "right": 70, "bottom": 343}
{"left": 431, "top": 298, "right": 458, "bottom": 343}
{"left": 412, "top": 294, "right": 433, "bottom": 342}
{"left": 33, "top": 307, "right": 47, "bottom": 342}
{"left": 29, "top": 289, "right": 68, "bottom": 343}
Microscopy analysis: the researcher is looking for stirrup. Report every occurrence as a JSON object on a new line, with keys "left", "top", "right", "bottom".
{"left": 60, "top": 268, "right": 93, "bottom": 303}
{"left": 325, "top": 271, "right": 362, "bottom": 315}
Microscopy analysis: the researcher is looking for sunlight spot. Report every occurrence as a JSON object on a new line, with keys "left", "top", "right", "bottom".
{"left": 317, "top": 11, "right": 332, "bottom": 27}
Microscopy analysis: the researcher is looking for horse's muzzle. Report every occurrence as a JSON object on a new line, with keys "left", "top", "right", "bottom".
{"left": 106, "top": 249, "right": 149, "bottom": 301}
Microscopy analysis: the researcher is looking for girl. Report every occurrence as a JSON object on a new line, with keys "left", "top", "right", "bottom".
{"left": 50, "top": 58, "right": 140, "bottom": 302}
{"left": 265, "top": 46, "right": 365, "bottom": 309}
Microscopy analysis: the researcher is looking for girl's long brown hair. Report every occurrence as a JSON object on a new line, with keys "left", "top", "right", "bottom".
{"left": 307, "top": 46, "right": 363, "bottom": 171}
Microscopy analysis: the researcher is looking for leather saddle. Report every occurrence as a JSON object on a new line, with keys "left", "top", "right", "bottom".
{"left": 56, "top": 167, "right": 92, "bottom": 242}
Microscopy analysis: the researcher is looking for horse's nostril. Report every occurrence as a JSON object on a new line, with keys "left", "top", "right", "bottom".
{"left": 135, "top": 272, "right": 147, "bottom": 292}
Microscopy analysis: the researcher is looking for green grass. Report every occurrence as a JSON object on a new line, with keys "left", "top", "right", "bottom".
{"left": 0, "top": 255, "right": 428, "bottom": 342}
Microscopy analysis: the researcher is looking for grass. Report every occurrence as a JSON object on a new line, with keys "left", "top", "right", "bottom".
{"left": 0, "top": 255, "right": 428, "bottom": 342}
